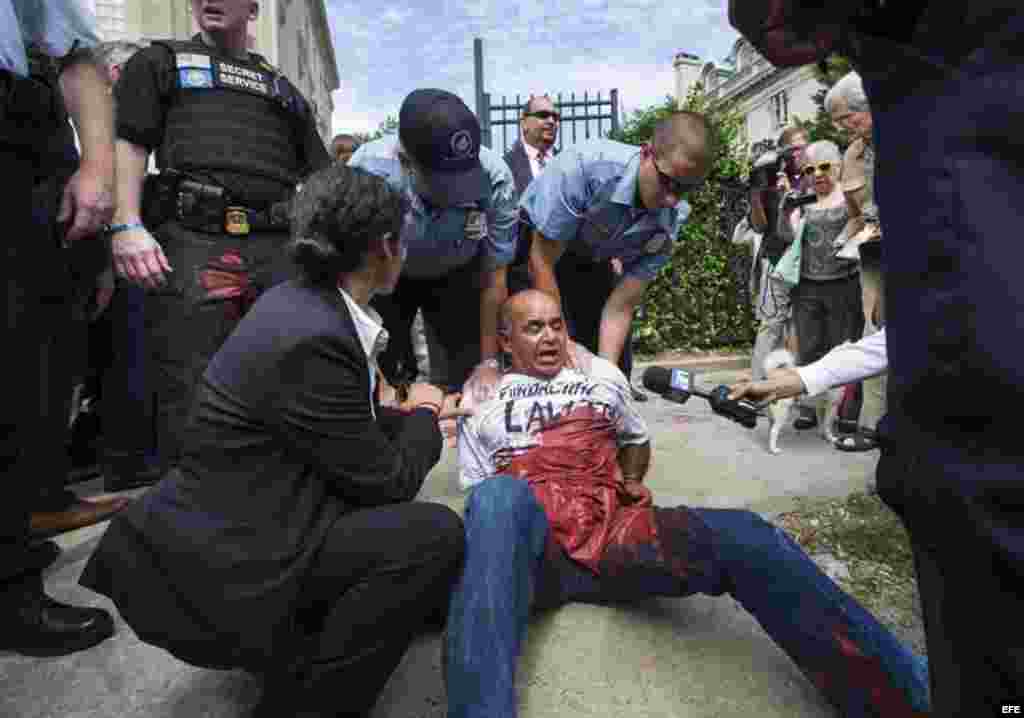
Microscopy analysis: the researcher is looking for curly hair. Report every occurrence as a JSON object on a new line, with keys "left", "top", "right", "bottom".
{"left": 288, "top": 164, "right": 408, "bottom": 286}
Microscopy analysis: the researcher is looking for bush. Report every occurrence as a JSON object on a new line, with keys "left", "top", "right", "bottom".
{"left": 609, "top": 86, "right": 756, "bottom": 352}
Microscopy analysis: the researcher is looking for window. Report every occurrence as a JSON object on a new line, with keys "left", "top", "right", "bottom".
{"left": 770, "top": 90, "right": 789, "bottom": 129}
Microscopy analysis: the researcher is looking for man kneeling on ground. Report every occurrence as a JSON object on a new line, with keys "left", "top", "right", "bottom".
{"left": 446, "top": 289, "right": 929, "bottom": 718}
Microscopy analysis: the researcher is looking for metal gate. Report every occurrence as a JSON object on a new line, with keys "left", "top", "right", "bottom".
{"left": 473, "top": 38, "right": 620, "bottom": 154}
{"left": 480, "top": 90, "right": 620, "bottom": 155}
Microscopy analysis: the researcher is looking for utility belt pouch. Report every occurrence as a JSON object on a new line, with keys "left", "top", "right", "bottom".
{"left": 176, "top": 179, "right": 227, "bottom": 233}
{"left": 141, "top": 172, "right": 181, "bottom": 229}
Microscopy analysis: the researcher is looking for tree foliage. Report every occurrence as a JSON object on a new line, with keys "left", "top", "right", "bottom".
{"left": 792, "top": 54, "right": 854, "bottom": 151}
{"left": 610, "top": 86, "right": 756, "bottom": 352}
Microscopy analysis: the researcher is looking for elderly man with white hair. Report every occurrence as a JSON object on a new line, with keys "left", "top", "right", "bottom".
{"left": 776, "top": 140, "right": 864, "bottom": 431}
{"left": 825, "top": 71, "right": 885, "bottom": 451}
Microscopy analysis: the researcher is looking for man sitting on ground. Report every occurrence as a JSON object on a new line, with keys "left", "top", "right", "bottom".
{"left": 446, "top": 289, "right": 929, "bottom": 718}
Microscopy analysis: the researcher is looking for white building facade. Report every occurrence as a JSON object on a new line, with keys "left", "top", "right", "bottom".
{"left": 90, "top": 0, "right": 338, "bottom": 141}
{"left": 674, "top": 38, "right": 824, "bottom": 152}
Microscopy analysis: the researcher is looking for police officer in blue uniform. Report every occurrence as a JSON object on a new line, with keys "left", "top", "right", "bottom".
{"left": 349, "top": 89, "right": 518, "bottom": 398}
{"left": 106, "top": 0, "right": 329, "bottom": 484}
{"left": 520, "top": 112, "right": 711, "bottom": 374}
{"left": 730, "top": 1, "right": 1024, "bottom": 712}
{"left": 1, "top": 0, "right": 119, "bottom": 657}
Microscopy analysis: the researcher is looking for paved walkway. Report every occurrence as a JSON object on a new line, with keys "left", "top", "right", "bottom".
{"left": 0, "top": 363, "right": 884, "bottom": 718}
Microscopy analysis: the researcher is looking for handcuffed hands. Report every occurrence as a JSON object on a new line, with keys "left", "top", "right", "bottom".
{"left": 111, "top": 225, "right": 173, "bottom": 289}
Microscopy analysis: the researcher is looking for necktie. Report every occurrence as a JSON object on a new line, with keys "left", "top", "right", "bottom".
{"left": 537, "top": 150, "right": 547, "bottom": 170}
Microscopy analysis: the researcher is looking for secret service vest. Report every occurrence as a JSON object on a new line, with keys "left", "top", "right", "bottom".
{"left": 153, "top": 39, "right": 309, "bottom": 201}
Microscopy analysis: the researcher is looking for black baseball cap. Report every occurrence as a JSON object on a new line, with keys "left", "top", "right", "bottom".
{"left": 399, "top": 89, "right": 487, "bottom": 206}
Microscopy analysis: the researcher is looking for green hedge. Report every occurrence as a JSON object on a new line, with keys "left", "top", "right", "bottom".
{"left": 609, "top": 87, "right": 756, "bottom": 353}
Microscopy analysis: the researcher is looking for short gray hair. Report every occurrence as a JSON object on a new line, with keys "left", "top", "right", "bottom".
{"left": 802, "top": 140, "right": 842, "bottom": 167}
{"left": 95, "top": 41, "right": 143, "bottom": 72}
{"left": 824, "top": 71, "right": 870, "bottom": 115}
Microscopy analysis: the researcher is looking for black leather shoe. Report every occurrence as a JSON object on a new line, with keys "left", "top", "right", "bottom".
{"left": 0, "top": 579, "right": 115, "bottom": 657}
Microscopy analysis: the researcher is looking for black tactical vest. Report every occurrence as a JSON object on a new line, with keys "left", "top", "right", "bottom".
{"left": 153, "top": 39, "right": 309, "bottom": 204}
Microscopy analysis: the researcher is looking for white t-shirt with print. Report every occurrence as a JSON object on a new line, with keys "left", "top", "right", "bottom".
{"left": 457, "top": 357, "right": 649, "bottom": 490}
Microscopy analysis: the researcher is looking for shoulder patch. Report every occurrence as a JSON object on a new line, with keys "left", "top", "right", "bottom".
{"left": 179, "top": 67, "right": 214, "bottom": 89}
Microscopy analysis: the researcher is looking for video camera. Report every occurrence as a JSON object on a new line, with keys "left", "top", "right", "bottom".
{"left": 747, "top": 149, "right": 813, "bottom": 208}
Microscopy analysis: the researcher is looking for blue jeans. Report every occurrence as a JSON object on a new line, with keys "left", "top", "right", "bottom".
{"left": 447, "top": 476, "right": 930, "bottom": 718}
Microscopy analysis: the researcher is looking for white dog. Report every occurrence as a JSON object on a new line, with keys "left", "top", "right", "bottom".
{"left": 762, "top": 349, "right": 842, "bottom": 455}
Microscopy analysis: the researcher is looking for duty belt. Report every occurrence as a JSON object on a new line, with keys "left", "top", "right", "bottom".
{"left": 177, "top": 188, "right": 292, "bottom": 236}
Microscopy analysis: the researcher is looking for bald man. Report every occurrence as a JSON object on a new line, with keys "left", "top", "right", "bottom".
{"left": 446, "top": 289, "right": 929, "bottom": 718}
{"left": 519, "top": 113, "right": 711, "bottom": 381}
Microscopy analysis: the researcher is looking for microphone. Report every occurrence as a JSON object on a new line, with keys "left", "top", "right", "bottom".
{"left": 641, "top": 366, "right": 762, "bottom": 429}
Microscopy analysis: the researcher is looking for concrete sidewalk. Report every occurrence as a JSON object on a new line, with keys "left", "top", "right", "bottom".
{"left": 0, "top": 363, "right": 884, "bottom": 718}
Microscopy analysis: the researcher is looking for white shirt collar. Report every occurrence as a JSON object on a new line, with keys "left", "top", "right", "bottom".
{"left": 337, "top": 287, "right": 388, "bottom": 362}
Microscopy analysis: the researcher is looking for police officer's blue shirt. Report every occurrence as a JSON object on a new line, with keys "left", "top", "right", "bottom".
{"left": 348, "top": 135, "right": 518, "bottom": 280}
{"left": 519, "top": 139, "right": 690, "bottom": 282}
{"left": 1, "top": 0, "right": 99, "bottom": 77}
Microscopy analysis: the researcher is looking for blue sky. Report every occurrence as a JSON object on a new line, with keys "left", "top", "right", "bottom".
{"left": 325, "top": 0, "right": 740, "bottom": 141}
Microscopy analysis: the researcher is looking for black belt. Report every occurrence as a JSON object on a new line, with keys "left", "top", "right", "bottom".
{"left": 177, "top": 193, "right": 292, "bottom": 236}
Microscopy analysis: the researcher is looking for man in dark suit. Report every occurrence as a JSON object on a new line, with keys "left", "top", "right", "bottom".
{"left": 504, "top": 94, "right": 559, "bottom": 295}
{"left": 730, "top": 2, "right": 1024, "bottom": 712}
{"left": 81, "top": 164, "right": 465, "bottom": 717}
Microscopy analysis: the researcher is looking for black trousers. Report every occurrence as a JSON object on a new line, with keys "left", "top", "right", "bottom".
{"left": 276, "top": 502, "right": 464, "bottom": 716}
{"left": 1, "top": 142, "right": 71, "bottom": 585}
{"left": 791, "top": 274, "right": 865, "bottom": 367}
{"left": 555, "top": 251, "right": 634, "bottom": 381}
{"left": 144, "top": 223, "right": 293, "bottom": 472}
{"left": 876, "top": 449, "right": 1024, "bottom": 713}
{"left": 371, "top": 258, "right": 485, "bottom": 392}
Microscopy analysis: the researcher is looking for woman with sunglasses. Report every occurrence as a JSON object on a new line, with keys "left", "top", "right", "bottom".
{"left": 776, "top": 140, "right": 864, "bottom": 431}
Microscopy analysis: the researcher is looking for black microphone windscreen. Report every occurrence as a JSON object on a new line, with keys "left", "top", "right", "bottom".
{"left": 641, "top": 366, "right": 672, "bottom": 394}
{"left": 642, "top": 366, "right": 696, "bottom": 395}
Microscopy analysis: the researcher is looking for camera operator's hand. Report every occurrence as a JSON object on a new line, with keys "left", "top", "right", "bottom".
{"left": 728, "top": 369, "right": 806, "bottom": 405}
{"left": 776, "top": 172, "right": 791, "bottom": 193}
{"left": 112, "top": 225, "right": 173, "bottom": 289}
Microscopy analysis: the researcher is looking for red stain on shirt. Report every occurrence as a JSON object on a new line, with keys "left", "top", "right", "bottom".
{"left": 499, "top": 405, "right": 658, "bottom": 574}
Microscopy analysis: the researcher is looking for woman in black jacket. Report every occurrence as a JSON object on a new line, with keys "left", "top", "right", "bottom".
{"left": 81, "top": 165, "right": 465, "bottom": 718}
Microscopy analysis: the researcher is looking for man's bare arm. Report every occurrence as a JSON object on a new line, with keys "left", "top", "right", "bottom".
{"left": 112, "top": 139, "right": 148, "bottom": 224}
{"left": 599, "top": 276, "right": 647, "bottom": 367}
{"left": 618, "top": 442, "right": 651, "bottom": 483}
{"left": 528, "top": 230, "right": 566, "bottom": 307}
{"left": 58, "top": 52, "right": 115, "bottom": 242}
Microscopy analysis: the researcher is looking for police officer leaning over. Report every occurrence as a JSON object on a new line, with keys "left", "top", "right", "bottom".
{"left": 106, "top": 0, "right": 329, "bottom": 478}
{"left": 520, "top": 112, "right": 712, "bottom": 374}
{"left": 1, "top": 0, "right": 119, "bottom": 656}
{"left": 349, "top": 89, "right": 518, "bottom": 400}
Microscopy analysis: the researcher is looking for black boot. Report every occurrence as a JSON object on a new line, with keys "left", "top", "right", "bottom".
{"left": 0, "top": 573, "right": 115, "bottom": 657}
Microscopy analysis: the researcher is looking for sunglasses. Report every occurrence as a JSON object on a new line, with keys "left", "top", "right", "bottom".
{"left": 652, "top": 155, "right": 703, "bottom": 196}
{"left": 524, "top": 110, "right": 561, "bottom": 121}
{"left": 801, "top": 161, "right": 835, "bottom": 178}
